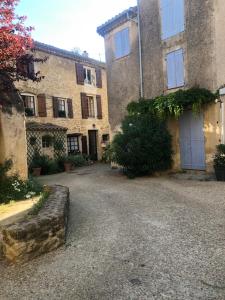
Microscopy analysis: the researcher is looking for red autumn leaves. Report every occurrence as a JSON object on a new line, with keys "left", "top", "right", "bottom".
{"left": 0, "top": 0, "right": 33, "bottom": 71}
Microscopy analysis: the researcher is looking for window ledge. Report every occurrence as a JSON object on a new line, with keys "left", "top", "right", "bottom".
{"left": 114, "top": 53, "right": 131, "bottom": 62}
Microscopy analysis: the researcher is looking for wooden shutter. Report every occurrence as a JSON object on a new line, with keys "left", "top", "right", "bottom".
{"left": 28, "top": 61, "right": 35, "bottom": 79}
{"left": 96, "top": 95, "right": 103, "bottom": 119}
{"left": 174, "top": 48, "right": 184, "bottom": 87}
{"left": 174, "top": 0, "right": 185, "bottom": 35}
{"left": 166, "top": 51, "right": 176, "bottom": 89}
{"left": 75, "top": 63, "right": 84, "bottom": 85}
{"left": 37, "top": 94, "right": 47, "bottom": 117}
{"left": 67, "top": 98, "right": 74, "bottom": 118}
{"left": 114, "top": 31, "right": 122, "bottom": 58}
{"left": 122, "top": 28, "right": 130, "bottom": 56}
{"left": 161, "top": 0, "right": 173, "bottom": 39}
{"left": 96, "top": 68, "right": 102, "bottom": 88}
{"left": 166, "top": 49, "right": 184, "bottom": 88}
{"left": 81, "top": 93, "right": 88, "bottom": 119}
{"left": 52, "top": 97, "right": 59, "bottom": 118}
{"left": 82, "top": 136, "right": 88, "bottom": 155}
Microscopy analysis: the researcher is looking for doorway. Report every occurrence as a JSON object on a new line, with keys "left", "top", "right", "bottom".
{"left": 88, "top": 130, "right": 98, "bottom": 161}
{"left": 179, "top": 111, "right": 206, "bottom": 170}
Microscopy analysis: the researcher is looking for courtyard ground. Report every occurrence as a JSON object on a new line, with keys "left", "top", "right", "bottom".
{"left": 0, "top": 163, "right": 225, "bottom": 300}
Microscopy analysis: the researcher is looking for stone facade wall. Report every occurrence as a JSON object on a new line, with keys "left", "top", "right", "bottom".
{"left": 104, "top": 20, "right": 140, "bottom": 133}
{"left": 16, "top": 50, "right": 110, "bottom": 160}
{"left": 1, "top": 185, "right": 69, "bottom": 263}
{"left": 0, "top": 107, "right": 28, "bottom": 179}
{"left": 101, "top": 0, "right": 225, "bottom": 171}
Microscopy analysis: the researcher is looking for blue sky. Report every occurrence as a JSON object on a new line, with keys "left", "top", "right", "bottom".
{"left": 16, "top": 0, "right": 137, "bottom": 61}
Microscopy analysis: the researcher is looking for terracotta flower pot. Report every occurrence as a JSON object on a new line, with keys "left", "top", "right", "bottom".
{"left": 32, "top": 167, "right": 42, "bottom": 176}
{"left": 64, "top": 162, "right": 72, "bottom": 172}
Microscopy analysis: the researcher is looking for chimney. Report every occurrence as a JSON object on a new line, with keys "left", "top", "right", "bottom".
{"left": 82, "top": 51, "right": 89, "bottom": 58}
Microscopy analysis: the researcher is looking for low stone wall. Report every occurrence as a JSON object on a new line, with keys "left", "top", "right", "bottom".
{"left": 1, "top": 185, "right": 69, "bottom": 263}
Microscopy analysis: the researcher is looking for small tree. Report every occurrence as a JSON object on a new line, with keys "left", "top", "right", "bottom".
{"left": 111, "top": 113, "right": 173, "bottom": 178}
{"left": 0, "top": 0, "right": 46, "bottom": 90}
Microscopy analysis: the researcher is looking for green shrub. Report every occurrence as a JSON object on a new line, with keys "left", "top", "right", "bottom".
{"left": 0, "top": 160, "right": 42, "bottom": 204}
{"left": 68, "top": 154, "right": 87, "bottom": 167}
{"left": 29, "top": 190, "right": 50, "bottom": 216}
{"left": 102, "top": 144, "right": 114, "bottom": 163}
{"left": 30, "top": 153, "right": 62, "bottom": 175}
{"left": 214, "top": 144, "right": 225, "bottom": 168}
{"left": 111, "top": 113, "right": 173, "bottom": 178}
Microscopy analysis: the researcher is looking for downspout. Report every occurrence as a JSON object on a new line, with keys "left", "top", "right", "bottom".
{"left": 216, "top": 88, "right": 225, "bottom": 144}
{"left": 219, "top": 88, "right": 225, "bottom": 144}
{"left": 137, "top": 0, "right": 144, "bottom": 98}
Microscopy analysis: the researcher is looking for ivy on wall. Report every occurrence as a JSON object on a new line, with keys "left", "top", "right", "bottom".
{"left": 127, "top": 87, "right": 217, "bottom": 119}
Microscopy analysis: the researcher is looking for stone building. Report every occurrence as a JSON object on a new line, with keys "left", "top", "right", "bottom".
{"left": 16, "top": 42, "right": 110, "bottom": 165}
{"left": 97, "top": 0, "right": 225, "bottom": 172}
{"left": 0, "top": 76, "right": 28, "bottom": 179}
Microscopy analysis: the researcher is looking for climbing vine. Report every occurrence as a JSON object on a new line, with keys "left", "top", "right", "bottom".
{"left": 127, "top": 87, "right": 217, "bottom": 119}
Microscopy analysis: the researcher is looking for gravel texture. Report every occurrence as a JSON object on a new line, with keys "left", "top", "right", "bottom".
{"left": 0, "top": 163, "right": 225, "bottom": 300}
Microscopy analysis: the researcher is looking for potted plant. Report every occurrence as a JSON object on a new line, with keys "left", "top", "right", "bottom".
{"left": 62, "top": 155, "right": 72, "bottom": 172}
{"left": 30, "top": 151, "right": 42, "bottom": 176}
{"left": 214, "top": 144, "right": 225, "bottom": 181}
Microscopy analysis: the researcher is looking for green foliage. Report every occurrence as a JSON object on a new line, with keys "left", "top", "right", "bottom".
{"left": 127, "top": 87, "right": 216, "bottom": 119}
{"left": 54, "top": 139, "right": 64, "bottom": 151}
{"left": 30, "top": 153, "right": 62, "bottom": 175}
{"left": 29, "top": 136, "right": 37, "bottom": 146}
{"left": 29, "top": 190, "right": 50, "bottom": 216}
{"left": 214, "top": 144, "right": 225, "bottom": 168}
{"left": 67, "top": 154, "right": 87, "bottom": 167}
{"left": 0, "top": 160, "right": 42, "bottom": 204}
{"left": 102, "top": 144, "right": 114, "bottom": 163}
{"left": 111, "top": 113, "right": 173, "bottom": 178}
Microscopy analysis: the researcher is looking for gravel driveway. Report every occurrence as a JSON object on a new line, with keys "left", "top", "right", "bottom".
{"left": 1, "top": 164, "right": 225, "bottom": 300}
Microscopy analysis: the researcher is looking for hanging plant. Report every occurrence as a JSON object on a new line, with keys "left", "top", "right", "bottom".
{"left": 127, "top": 87, "right": 217, "bottom": 119}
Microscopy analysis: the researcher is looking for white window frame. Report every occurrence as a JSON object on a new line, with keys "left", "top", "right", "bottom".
{"left": 86, "top": 95, "right": 96, "bottom": 118}
{"left": 57, "top": 98, "right": 69, "bottom": 118}
{"left": 21, "top": 93, "right": 37, "bottom": 117}
{"left": 84, "top": 67, "right": 96, "bottom": 86}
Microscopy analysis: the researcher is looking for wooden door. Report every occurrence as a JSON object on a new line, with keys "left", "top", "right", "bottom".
{"left": 88, "top": 130, "right": 98, "bottom": 161}
{"left": 179, "top": 111, "right": 206, "bottom": 170}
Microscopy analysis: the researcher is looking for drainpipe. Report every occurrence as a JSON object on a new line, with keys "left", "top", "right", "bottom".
{"left": 219, "top": 88, "right": 225, "bottom": 144}
{"left": 137, "top": 0, "right": 144, "bottom": 98}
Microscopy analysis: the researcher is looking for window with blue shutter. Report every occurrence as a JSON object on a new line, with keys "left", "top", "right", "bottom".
{"left": 161, "top": 0, "right": 185, "bottom": 40}
{"left": 114, "top": 28, "right": 130, "bottom": 59}
{"left": 166, "top": 48, "right": 184, "bottom": 89}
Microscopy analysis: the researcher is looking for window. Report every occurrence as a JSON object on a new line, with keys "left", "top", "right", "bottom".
{"left": 161, "top": 0, "right": 185, "bottom": 40}
{"left": 17, "top": 54, "right": 35, "bottom": 79}
{"left": 114, "top": 28, "right": 130, "bottom": 59}
{"left": 58, "top": 99, "right": 66, "bottom": 118}
{"left": 84, "top": 67, "right": 96, "bottom": 85}
{"left": 102, "top": 134, "right": 109, "bottom": 142}
{"left": 87, "top": 96, "right": 95, "bottom": 118}
{"left": 166, "top": 48, "right": 184, "bottom": 89}
{"left": 67, "top": 135, "right": 79, "bottom": 154}
{"left": 22, "top": 94, "right": 36, "bottom": 116}
{"left": 42, "top": 135, "right": 52, "bottom": 148}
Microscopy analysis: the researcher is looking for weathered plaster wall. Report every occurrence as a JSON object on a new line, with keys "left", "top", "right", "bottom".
{"left": 104, "top": 20, "right": 140, "bottom": 132}
{"left": 214, "top": 0, "right": 225, "bottom": 89}
{"left": 0, "top": 107, "right": 27, "bottom": 179}
{"left": 16, "top": 51, "right": 110, "bottom": 159}
{"left": 139, "top": 0, "right": 220, "bottom": 170}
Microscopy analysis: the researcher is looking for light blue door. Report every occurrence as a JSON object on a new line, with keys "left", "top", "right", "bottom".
{"left": 179, "top": 111, "right": 206, "bottom": 170}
